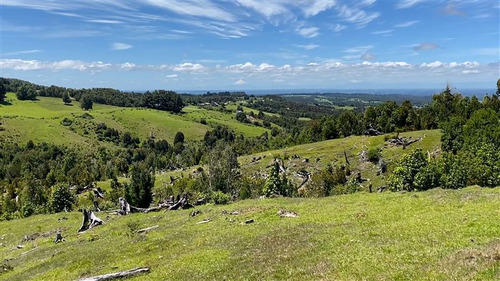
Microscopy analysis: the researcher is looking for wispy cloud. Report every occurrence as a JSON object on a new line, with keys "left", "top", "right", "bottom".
{"left": 296, "top": 25, "right": 320, "bottom": 38}
{"left": 371, "top": 29, "right": 393, "bottom": 35}
{"left": 2, "top": 49, "right": 42, "bottom": 56}
{"left": 394, "top": 20, "right": 419, "bottom": 28}
{"left": 442, "top": 3, "right": 466, "bottom": 17}
{"left": 112, "top": 42, "right": 132, "bottom": 50}
{"left": 332, "top": 23, "right": 347, "bottom": 32}
{"left": 360, "top": 52, "right": 377, "bottom": 61}
{"left": 295, "top": 44, "right": 320, "bottom": 50}
{"left": 166, "top": 74, "right": 178, "bottom": 78}
{"left": 396, "top": 0, "right": 426, "bottom": 9}
{"left": 413, "top": 42, "right": 440, "bottom": 51}
{"left": 86, "top": 19, "right": 123, "bottom": 24}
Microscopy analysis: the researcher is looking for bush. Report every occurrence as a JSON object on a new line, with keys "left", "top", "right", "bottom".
{"left": 388, "top": 149, "right": 428, "bottom": 191}
{"left": 60, "top": 118, "right": 73, "bottom": 126}
{"left": 50, "top": 184, "right": 75, "bottom": 213}
{"left": 367, "top": 148, "right": 380, "bottom": 163}
{"left": 200, "top": 118, "right": 207, "bottom": 125}
{"left": 210, "top": 191, "right": 230, "bottom": 204}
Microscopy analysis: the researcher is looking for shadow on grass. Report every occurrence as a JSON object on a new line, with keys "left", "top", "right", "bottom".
{"left": 0, "top": 100, "right": 13, "bottom": 106}
{"left": 64, "top": 103, "right": 74, "bottom": 106}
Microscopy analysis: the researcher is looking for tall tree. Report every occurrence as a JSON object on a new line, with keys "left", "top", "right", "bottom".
{"left": 62, "top": 92, "right": 71, "bottom": 104}
{"left": 125, "top": 163, "right": 154, "bottom": 208}
{"left": 80, "top": 95, "right": 93, "bottom": 110}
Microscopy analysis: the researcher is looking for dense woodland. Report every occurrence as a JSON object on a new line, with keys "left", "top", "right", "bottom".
{"left": 0, "top": 77, "right": 499, "bottom": 220}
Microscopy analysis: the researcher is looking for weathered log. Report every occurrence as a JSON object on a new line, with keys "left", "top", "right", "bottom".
{"left": 343, "top": 149, "right": 350, "bottom": 165}
{"left": 77, "top": 267, "right": 150, "bottom": 281}
{"left": 118, "top": 197, "right": 130, "bottom": 215}
{"left": 278, "top": 209, "right": 298, "bottom": 218}
{"left": 54, "top": 231, "right": 65, "bottom": 243}
{"left": 78, "top": 209, "right": 103, "bottom": 233}
{"left": 136, "top": 225, "right": 159, "bottom": 233}
{"left": 93, "top": 188, "right": 104, "bottom": 199}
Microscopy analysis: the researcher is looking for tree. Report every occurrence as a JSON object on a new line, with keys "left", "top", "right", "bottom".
{"left": 388, "top": 149, "right": 428, "bottom": 191}
{"left": 0, "top": 80, "right": 6, "bottom": 102}
{"left": 125, "top": 164, "right": 154, "bottom": 208}
{"left": 441, "top": 116, "right": 465, "bottom": 154}
{"left": 62, "top": 92, "right": 71, "bottom": 104}
{"left": 174, "top": 131, "right": 185, "bottom": 145}
{"left": 50, "top": 183, "right": 75, "bottom": 213}
{"left": 16, "top": 85, "right": 37, "bottom": 100}
{"left": 142, "top": 90, "right": 184, "bottom": 113}
{"left": 496, "top": 78, "right": 500, "bottom": 97}
{"left": 80, "top": 95, "right": 93, "bottom": 110}
{"left": 207, "top": 143, "right": 240, "bottom": 196}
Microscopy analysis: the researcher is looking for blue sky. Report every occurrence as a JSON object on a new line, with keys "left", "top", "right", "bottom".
{"left": 1, "top": 0, "right": 499, "bottom": 91}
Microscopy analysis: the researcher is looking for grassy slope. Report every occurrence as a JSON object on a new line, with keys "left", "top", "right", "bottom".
{"left": 0, "top": 93, "right": 269, "bottom": 146}
{"left": 1, "top": 187, "right": 499, "bottom": 281}
{"left": 155, "top": 129, "right": 442, "bottom": 190}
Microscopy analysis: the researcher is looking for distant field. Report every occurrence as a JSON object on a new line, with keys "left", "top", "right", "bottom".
{"left": 1, "top": 186, "right": 498, "bottom": 280}
{"left": 0, "top": 93, "right": 271, "bottom": 146}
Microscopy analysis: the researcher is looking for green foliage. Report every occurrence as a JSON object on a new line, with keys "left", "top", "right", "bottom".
{"left": 125, "top": 164, "right": 155, "bottom": 208}
{"left": 440, "top": 153, "right": 469, "bottom": 189}
{"left": 143, "top": 90, "right": 184, "bottom": 113}
{"left": 236, "top": 111, "right": 248, "bottom": 123}
{"left": 210, "top": 191, "right": 230, "bottom": 204}
{"left": 440, "top": 115, "right": 465, "bottom": 153}
{"left": 207, "top": 144, "right": 240, "bottom": 195}
{"left": 262, "top": 160, "right": 294, "bottom": 197}
{"left": 50, "top": 183, "right": 75, "bottom": 213}
{"left": 174, "top": 131, "right": 185, "bottom": 145}
{"left": 414, "top": 161, "right": 442, "bottom": 191}
{"left": 388, "top": 149, "right": 428, "bottom": 191}
{"left": 60, "top": 117, "right": 73, "bottom": 126}
{"left": 0, "top": 79, "right": 6, "bottom": 102}
{"left": 62, "top": 92, "right": 71, "bottom": 104}
{"left": 367, "top": 148, "right": 380, "bottom": 163}
{"left": 80, "top": 95, "right": 93, "bottom": 110}
{"left": 16, "top": 85, "right": 37, "bottom": 100}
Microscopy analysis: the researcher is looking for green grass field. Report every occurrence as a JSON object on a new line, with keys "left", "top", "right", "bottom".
{"left": 1, "top": 186, "right": 498, "bottom": 281}
{"left": 0, "top": 93, "right": 270, "bottom": 146}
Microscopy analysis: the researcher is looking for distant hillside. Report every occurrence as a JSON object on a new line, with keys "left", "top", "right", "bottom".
{"left": 0, "top": 93, "right": 271, "bottom": 147}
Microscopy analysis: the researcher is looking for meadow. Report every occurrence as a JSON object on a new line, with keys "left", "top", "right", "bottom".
{"left": 1, "top": 186, "right": 498, "bottom": 280}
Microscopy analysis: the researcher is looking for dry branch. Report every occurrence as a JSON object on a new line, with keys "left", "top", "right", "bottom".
{"left": 77, "top": 267, "right": 150, "bottom": 281}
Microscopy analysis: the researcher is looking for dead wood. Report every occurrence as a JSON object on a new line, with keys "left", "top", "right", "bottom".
{"left": 136, "top": 225, "right": 159, "bottom": 234}
{"left": 278, "top": 209, "right": 298, "bottom": 218}
{"left": 78, "top": 209, "right": 103, "bottom": 233}
{"left": 77, "top": 267, "right": 150, "bottom": 281}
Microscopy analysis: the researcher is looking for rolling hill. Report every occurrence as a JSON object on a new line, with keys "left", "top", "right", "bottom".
{"left": 1, "top": 186, "right": 499, "bottom": 280}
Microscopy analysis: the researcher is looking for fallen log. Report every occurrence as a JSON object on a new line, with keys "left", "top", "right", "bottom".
{"left": 137, "top": 225, "right": 159, "bottom": 234}
{"left": 77, "top": 267, "right": 150, "bottom": 281}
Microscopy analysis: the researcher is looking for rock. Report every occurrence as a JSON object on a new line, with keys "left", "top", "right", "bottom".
{"left": 245, "top": 219, "right": 254, "bottom": 224}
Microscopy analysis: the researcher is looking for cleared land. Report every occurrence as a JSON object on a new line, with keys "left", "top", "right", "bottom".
{"left": 0, "top": 93, "right": 269, "bottom": 146}
{"left": 1, "top": 186, "right": 498, "bottom": 280}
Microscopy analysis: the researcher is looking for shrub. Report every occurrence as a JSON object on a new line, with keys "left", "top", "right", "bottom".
{"left": 60, "top": 118, "right": 72, "bottom": 126}
{"left": 210, "top": 191, "right": 230, "bottom": 204}
{"left": 50, "top": 184, "right": 75, "bottom": 213}
{"left": 367, "top": 148, "right": 380, "bottom": 163}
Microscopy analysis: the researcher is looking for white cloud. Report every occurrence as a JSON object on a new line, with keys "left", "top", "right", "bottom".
{"left": 360, "top": 52, "right": 377, "bottom": 61}
{"left": 144, "top": 0, "right": 237, "bottom": 22}
{"left": 343, "top": 45, "right": 373, "bottom": 54}
{"left": 234, "top": 79, "right": 247, "bottom": 85}
{"left": 2, "top": 49, "right": 42, "bottom": 56}
{"left": 296, "top": 26, "right": 320, "bottom": 38}
{"left": 396, "top": 0, "right": 426, "bottom": 9}
{"left": 86, "top": 19, "right": 123, "bottom": 24}
{"left": 172, "top": 62, "right": 205, "bottom": 72}
{"left": 371, "top": 29, "right": 393, "bottom": 35}
{"left": 336, "top": 4, "right": 380, "bottom": 26}
{"left": 414, "top": 42, "right": 439, "bottom": 51}
{"left": 112, "top": 42, "right": 132, "bottom": 50}
{"left": 394, "top": 20, "right": 419, "bottom": 28}
{"left": 2, "top": 58, "right": 492, "bottom": 88}
{"left": 295, "top": 44, "right": 320, "bottom": 50}
{"left": 332, "top": 23, "right": 346, "bottom": 32}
